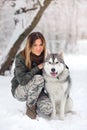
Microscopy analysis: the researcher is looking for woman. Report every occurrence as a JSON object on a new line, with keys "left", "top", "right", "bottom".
{"left": 11, "top": 32, "right": 53, "bottom": 119}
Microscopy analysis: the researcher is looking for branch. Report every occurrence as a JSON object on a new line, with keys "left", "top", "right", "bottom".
{"left": 15, "top": 7, "right": 38, "bottom": 15}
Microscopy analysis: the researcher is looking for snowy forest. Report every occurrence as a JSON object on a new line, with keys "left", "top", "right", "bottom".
{"left": 0, "top": 0, "right": 87, "bottom": 130}
{"left": 0, "top": 0, "right": 87, "bottom": 74}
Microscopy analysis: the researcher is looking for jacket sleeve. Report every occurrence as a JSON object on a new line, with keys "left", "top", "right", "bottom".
{"left": 15, "top": 54, "right": 40, "bottom": 86}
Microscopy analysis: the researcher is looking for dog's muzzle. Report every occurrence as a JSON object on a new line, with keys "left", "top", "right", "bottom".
{"left": 50, "top": 68, "right": 58, "bottom": 77}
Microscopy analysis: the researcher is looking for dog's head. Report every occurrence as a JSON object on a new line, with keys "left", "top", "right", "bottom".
{"left": 43, "top": 53, "right": 65, "bottom": 78}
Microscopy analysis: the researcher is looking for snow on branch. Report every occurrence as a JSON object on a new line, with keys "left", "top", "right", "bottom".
{"left": 38, "top": 0, "right": 45, "bottom": 7}
{"left": 14, "top": 7, "right": 38, "bottom": 15}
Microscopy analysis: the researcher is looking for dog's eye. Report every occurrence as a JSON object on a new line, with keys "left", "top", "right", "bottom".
{"left": 49, "top": 62, "right": 52, "bottom": 64}
{"left": 55, "top": 62, "right": 58, "bottom": 64}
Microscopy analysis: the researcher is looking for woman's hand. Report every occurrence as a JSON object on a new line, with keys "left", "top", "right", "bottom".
{"left": 38, "top": 63, "right": 44, "bottom": 69}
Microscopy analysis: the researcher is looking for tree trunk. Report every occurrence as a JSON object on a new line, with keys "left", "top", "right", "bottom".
{"left": 0, "top": 0, "right": 52, "bottom": 75}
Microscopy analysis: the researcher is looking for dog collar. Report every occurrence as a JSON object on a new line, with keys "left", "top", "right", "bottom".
{"left": 57, "top": 76, "right": 59, "bottom": 79}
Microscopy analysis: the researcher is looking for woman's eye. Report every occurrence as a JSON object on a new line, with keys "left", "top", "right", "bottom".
{"left": 40, "top": 43, "right": 43, "bottom": 46}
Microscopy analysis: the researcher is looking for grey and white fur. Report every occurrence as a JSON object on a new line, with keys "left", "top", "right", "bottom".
{"left": 43, "top": 53, "right": 73, "bottom": 120}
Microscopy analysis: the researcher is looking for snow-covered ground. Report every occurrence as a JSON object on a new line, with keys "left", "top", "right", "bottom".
{"left": 0, "top": 0, "right": 87, "bottom": 129}
{"left": 0, "top": 51, "right": 87, "bottom": 130}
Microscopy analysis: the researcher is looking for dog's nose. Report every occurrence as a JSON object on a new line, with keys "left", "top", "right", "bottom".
{"left": 51, "top": 68, "right": 55, "bottom": 72}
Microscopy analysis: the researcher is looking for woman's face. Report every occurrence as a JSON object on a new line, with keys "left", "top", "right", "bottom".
{"left": 31, "top": 39, "right": 44, "bottom": 56}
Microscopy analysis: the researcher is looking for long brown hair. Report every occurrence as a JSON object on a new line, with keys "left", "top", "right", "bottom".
{"left": 21, "top": 32, "right": 46, "bottom": 69}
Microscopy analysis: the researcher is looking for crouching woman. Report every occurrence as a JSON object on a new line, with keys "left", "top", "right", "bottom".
{"left": 11, "top": 32, "right": 53, "bottom": 119}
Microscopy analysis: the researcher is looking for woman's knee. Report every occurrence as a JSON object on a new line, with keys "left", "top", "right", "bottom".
{"left": 33, "top": 75, "right": 44, "bottom": 85}
{"left": 14, "top": 86, "right": 27, "bottom": 101}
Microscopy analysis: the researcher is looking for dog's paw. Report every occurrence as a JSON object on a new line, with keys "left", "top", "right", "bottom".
{"left": 66, "top": 110, "right": 76, "bottom": 115}
{"left": 70, "top": 110, "right": 77, "bottom": 115}
{"left": 51, "top": 113, "right": 56, "bottom": 120}
{"left": 59, "top": 115, "right": 64, "bottom": 120}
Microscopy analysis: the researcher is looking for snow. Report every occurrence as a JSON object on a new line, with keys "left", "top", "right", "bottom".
{"left": 0, "top": 1, "right": 87, "bottom": 129}
{"left": 0, "top": 50, "right": 87, "bottom": 130}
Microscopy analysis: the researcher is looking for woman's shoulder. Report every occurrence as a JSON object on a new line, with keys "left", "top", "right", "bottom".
{"left": 16, "top": 51, "right": 24, "bottom": 59}
{"left": 16, "top": 52, "right": 21, "bottom": 58}
{"left": 15, "top": 51, "right": 25, "bottom": 64}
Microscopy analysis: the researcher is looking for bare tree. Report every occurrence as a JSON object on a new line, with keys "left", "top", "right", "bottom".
{"left": 0, "top": 0, "right": 52, "bottom": 75}
{"left": 65, "top": 0, "right": 78, "bottom": 52}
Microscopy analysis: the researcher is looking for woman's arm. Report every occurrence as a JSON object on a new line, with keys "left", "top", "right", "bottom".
{"left": 15, "top": 54, "right": 40, "bottom": 86}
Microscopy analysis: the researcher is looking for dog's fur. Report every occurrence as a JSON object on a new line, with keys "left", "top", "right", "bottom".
{"left": 43, "top": 53, "right": 72, "bottom": 120}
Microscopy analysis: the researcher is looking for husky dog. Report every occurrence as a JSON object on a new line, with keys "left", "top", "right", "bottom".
{"left": 43, "top": 53, "right": 72, "bottom": 120}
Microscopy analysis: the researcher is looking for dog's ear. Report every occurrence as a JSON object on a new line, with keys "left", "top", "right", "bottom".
{"left": 58, "top": 51, "right": 64, "bottom": 59}
{"left": 45, "top": 50, "right": 50, "bottom": 58}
